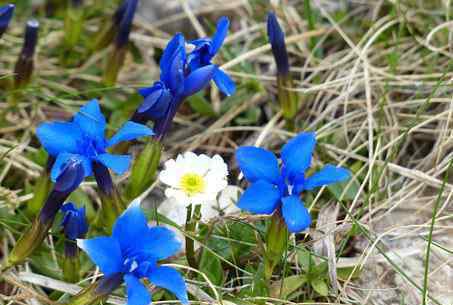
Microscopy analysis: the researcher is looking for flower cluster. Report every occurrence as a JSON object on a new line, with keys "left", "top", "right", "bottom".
{"left": 236, "top": 132, "right": 351, "bottom": 232}
{"left": 78, "top": 201, "right": 188, "bottom": 305}
{"left": 132, "top": 17, "right": 235, "bottom": 138}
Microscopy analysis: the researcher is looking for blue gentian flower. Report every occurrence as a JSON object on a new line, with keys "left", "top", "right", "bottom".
{"left": 236, "top": 132, "right": 351, "bottom": 233}
{"left": 0, "top": 4, "right": 14, "bottom": 38}
{"left": 60, "top": 203, "right": 88, "bottom": 240}
{"left": 77, "top": 201, "right": 188, "bottom": 305}
{"left": 187, "top": 16, "right": 236, "bottom": 96}
{"left": 37, "top": 99, "right": 154, "bottom": 181}
{"left": 134, "top": 33, "right": 216, "bottom": 137}
{"left": 267, "top": 12, "right": 289, "bottom": 76}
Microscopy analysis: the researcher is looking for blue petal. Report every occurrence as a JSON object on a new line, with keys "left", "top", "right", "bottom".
{"left": 61, "top": 203, "right": 88, "bottom": 240}
{"left": 50, "top": 153, "right": 91, "bottom": 182}
{"left": 112, "top": 200, "right": 149, "bottom": 255}
{"left": 147, "top": 266, "right": 188, "bottom": 305}
{"left": 137, "top": 83, "right": 172, "bottom": 119}
{"left": 107, "top": 121, "right": 154, "bottom": 147}
{"left": 160, "top": 33, "right": 185, "bottom": 74}
{"left": 52, "top": 158, "right": 85, "bottom": 194}
{"left": 210, "top": 16, "right": 229, "bottom": 55}
{"left": 95, "top": 153, "right": 131, "bottom": 175}
{"left": 182, "top": 65, "right": 216, "bottom": 97}
{"left": 73, "top": 99, "right": 107, "bottom": 142}
{"left": 237, "top": 180, "right": 281, "bottom": 214}
{"left": 166, "top": 48, "right": 186, "bottom": 96}
{"left": 281, "top": 132, "right": 316, "bottom": 182}
{"left": 141, "top": 226, "right": 181, "bottom": 260}
{"left": 213, "top": 68, "right": 235, "bottom": 96}
{"left": 235, "top": 146, "right": 280, "bottom": 183}
{"left": 77, "top": 237, "right": 123, "bottom": 276}
{"left": 36, "top": 122, "right": 83, "bottom": 156}
{"left": 124, "top": 274, "right": 152, "bottom": 305}
{"left": 267, "top": 12, "right": 289, "bottom": 75}
{"left": 302, "top": 164, "right": 351, "bottom": 191}
{"left": 281, "top": 195, "right": 311, "bottom": 233}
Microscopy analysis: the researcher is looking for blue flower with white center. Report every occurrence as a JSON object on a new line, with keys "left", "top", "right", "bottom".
{"left": 235, "top": 132, "right": 351, "bottom": 233}
{"left": 187, "top": 16, "right": 236, "bottom": 96}
{"left": 0, "top": 4, "right": 14, "bottom": 38}
{"left": 60, "top": 203, "right": 88, "bottom": 241}
{"left": 77, "top": 200, "right": 188, "bottom": 305}
{"left": 36, "top": 99, "right": 154, "bottom": 182}
{"left": 134, "top": 33, "right": 216, "bottom": 136}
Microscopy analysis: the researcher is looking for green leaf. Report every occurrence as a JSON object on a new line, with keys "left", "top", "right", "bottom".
{"left": 297, "top": 247, "right": 315, "bottom": 272}
{"left": 188, "top": 93, "right": 217, "bottom": 117}
{"left": 270, "top": 274, "right": 307, "bottom": 298}
{"left": 198, "top": 248, "right": 224, "bottom": 286}
{"left": 327, "top": 178, "right": 360, "bottom": 201}
{"left": 310, "top": 278, "right": 329, "bottom": 296}
{"left": 337, "top": 266, "right": 362, "bottom": 281}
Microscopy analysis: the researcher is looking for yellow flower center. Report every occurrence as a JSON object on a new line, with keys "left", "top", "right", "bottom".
{"left": 180, "top": 173, "right": 206, "bottom": 196}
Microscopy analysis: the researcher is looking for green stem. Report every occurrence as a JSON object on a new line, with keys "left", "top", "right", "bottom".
{"left": 66, "top": 273, "right": 123, "bottom": 305}
{"left": 264, "top": 211, "right": 288, "bottom": 281}
{"left": 185, "top": 204, "right": 201, "bottom": 269}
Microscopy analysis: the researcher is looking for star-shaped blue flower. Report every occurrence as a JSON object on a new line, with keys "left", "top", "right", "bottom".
{"left": 235, "top": 132, "right": 351, "bottom": 232}
{"left": 37, "top": 99, "right": 154, "bottom": 181}
{"left": 187, "top": 16, "right": 235, "bottom": 96}
{"left": 77, "top": 201, "right": 188, "bottom": 305}
{"left": 60, "top": 203, "right": 88, "bottom": 240}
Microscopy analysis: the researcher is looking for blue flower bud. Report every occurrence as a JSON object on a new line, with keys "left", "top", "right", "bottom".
{"left": 39, "top": 159, "right": 84, "bottom": 225}
{"left": 267, "top": 12, "right": 289, "bottom": 76}
{"left": 14, "top": 19, "right": 39, "bottom": 88}
{"left": 60, "top": 203, "right": 88, "bottom": 241}
{"left": 115, "top": 0, "right": 138, "bottom": 48}
{"left": 0, "top": 4, "right": 14, "bottom": 38}
{"left": 22, "top": 19, "right": 39, "bottom": 58}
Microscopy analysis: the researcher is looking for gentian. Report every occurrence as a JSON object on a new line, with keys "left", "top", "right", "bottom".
{"left": 77, "top": 201, "right": 188, "bottom": 305}
{"left": 114, "top": 0, "right": 138, "bottom": 49}
{"left": 132, "top": 33, "right": 216, "bottom": 138}
{"left": 266, "top": 12, "right": 298, "bottom": 123}
{"left": 60, "top": 202, "right": 88, "bottom": 282}
{"left": 4, "top": 159, "right": 85, "bottom": 269}
{"left": 36, "top": 99, "right": 153, "bottom": 182}
{"left": 14, "top": 19, "right": 39, "bottom": 89}
{"left": 187, "top": 16, "right": 236, "bottom": 96}
{"left": 236, "top": 132, "right": 351, "bottom": 233}
{"left": 0, "top": 4, "right": 14, "bottom": 38}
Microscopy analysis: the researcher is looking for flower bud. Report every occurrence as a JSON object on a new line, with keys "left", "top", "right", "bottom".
{"left": 267, "top": 12, "right": 289, "bottom": 76}
{"left": 0, "top": 4, "right": 14, "bottom": 38}
{"left": 14, "top": 19, "right": 39, "bottom": 89}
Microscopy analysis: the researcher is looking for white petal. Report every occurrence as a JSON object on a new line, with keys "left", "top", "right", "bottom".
{"left": 158, "top": 197, "right": 188, "bottom": 226}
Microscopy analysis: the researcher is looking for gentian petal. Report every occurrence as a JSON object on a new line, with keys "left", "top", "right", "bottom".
{"left": 281, "top": 195, "right": 311, "bottom": 233}
{"left": 36, "top": 122, "right": 83, "bottom": 156}
{"left": 302, "top": 164, "right": 351, "bottom": 191}
{"left": 160, "top": 33, "right": 185, "bottom": 74}
{"left": 141, "top": 227, "right": 181, "bottom": 260}
{"left": 267, "top": 12, "right": 289, "bottom": 75}
{"left": 50, "top": 153, "right": 90, "bottom": 181}
{"left": 0, "top": 4, "right": 15, "bottom": 37}
{"left": 73, "top": 99, "right": 107, "bottom": 142}
{"left": 124, "top": 274, "right": 151, "bottom": 305}
{"left": 182, "top": 64, "right": 216, "bottom": 97}
{"left": 96, "top": 153, "right": 131, "bottom": 175}
{"left": 107, "top": 121, "right": 154, "bottom": 147}
{"left": 281, "top": 132, "right": 316, "bottom": 182}
{"left": 147, "top": 266, "right": 189, "bottom": 305}
{"left": 137, "top": 83, "right": 172, "bottom": 118}
{"left": 237, "top": 180, "right": 281, "bottom": 215}
{"left": 112, "top": 200, "right": 149, "bottom": 255}
{"left": 235, "top": 146, "right": 280, "bottom": 183}
{"left": 213, "top": 68, "right": 236, "bottom": 96}
{"left": 77, "top": 237, "right": 122, "bottom": 276}
{"left": 210, "top": 16, "right": 229, "bottom": 55}
{"left": 61, "top": 203, "right": 88, "bottom": 240}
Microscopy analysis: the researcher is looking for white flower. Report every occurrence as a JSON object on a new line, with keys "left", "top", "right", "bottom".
{"left": 159, "top": 152, "right": 228, "bottom": 206}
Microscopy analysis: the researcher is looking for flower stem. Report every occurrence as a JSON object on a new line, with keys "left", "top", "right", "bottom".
{"left": 264, "top": 210, "right": 288, "bottom": 281}
{"left": 63, "top": 240, "right": 81, "bottom": 283}
{"left": 185, "top": 204, "right": 201, "bottom": 269}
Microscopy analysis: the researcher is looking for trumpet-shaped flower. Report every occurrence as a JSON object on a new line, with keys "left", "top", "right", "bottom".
{"left": 0, "top": 4, "right": 14, "bottom": 38}
{"left": 134, "top": 34, "right": 215, "bottom": 136}
{"left": 37, "top": 99, "right": 154, "bottom": 181}
{"left": 77, "top": 201, "right": 188, "bottom": 305}
{"left": 60, "top": 203, "right": 88, "bottom": 240}
{"left": 187, "top": 17, "right": 235, "bottom": 96}
{"left": 235, "top": 132, "right": 351, "bottom": 233}
{"left": 159, "top": 152, "right": 228, "bottom": 205}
